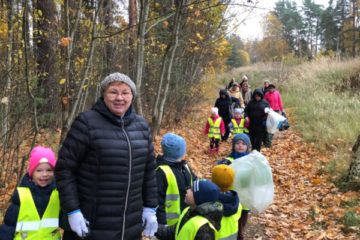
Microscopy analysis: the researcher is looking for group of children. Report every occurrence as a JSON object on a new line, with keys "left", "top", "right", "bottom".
{"left": 0, "top": 130, "right": 253, "bottom": 240}
{"left": 155, "top": 132, "right": 253, "bottom": 240}
{"left": 205, "top": 106, "right": 250, "bottom": 154}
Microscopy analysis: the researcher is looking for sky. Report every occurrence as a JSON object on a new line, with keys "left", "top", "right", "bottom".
{"left": 232, "top": 0, "right": 331, "bottom": 40}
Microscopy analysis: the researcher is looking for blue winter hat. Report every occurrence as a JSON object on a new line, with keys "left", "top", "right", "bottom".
{"left": 161, "top": 133, "right": 186, "bottom": 162}
{"left": 193, "top": 179, "right": 220, "bottom": 205}
{"left": 233, "top": 133, "right": 251, "bottom": 152}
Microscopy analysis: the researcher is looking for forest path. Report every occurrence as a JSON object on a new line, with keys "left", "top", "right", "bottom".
{"left": 156, "top": 102, "right": 360, "bottom": 239}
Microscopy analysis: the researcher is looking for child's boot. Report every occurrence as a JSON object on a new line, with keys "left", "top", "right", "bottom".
{"left": 215, "top": 147, "right": 219, "bottom": 154}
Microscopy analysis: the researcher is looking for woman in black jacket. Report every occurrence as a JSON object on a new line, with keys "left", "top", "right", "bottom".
{"left": 244, "top": 89, "right": 270, "bottom": 151}
{"left": 55, "top": 72, "right": 158, "bottom": 240}
{"left": 215, "top": 89, "right": 240, "bottom": 141}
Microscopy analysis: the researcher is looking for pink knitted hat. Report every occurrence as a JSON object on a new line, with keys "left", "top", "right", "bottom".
{"left": 28, "top": 146, "right": 57, "bottom": 177}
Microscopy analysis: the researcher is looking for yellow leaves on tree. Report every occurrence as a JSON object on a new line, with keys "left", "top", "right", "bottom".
{"left": 0, "top": 20, "right": 8, "bottom": 39}
{"left": 238, "top": 49, "right": 250, "bottom": 66}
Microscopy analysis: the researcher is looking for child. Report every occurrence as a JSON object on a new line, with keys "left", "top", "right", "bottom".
{"left": 204, "top": 107, "right": 225, "bottom": 154}
{"left": 156, "top": 133, "right": 197, "bottom": 226}
{"left": 155, "top": 179, "right": 223, "bottom": 240}
{"left": 217, "top": 133, "right": 252, "bottom": 240}
{"left": 212, "top": 164, "right": 242, "bottom": 240}
{"left": 0, "top": 146, "right": 60, "bottom": 240}
{"left": 229, "top": 108, "right": 249, "bottom": 137}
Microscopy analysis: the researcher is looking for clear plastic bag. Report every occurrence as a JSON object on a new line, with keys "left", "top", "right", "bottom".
{"left": 230, "top": 151, "right": 274, "bottom": 214}
{"left": 266, "top": 109, "right": 286, "bottom": 134}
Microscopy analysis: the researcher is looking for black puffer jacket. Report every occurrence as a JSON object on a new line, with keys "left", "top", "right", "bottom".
{"left": 156, "top": 202, "right": 223, "bottom": 240}
{"left": 55, "top": 98, "right": 158, "bottom": 240}
{"left": 214, "top": 90, "right": 240, "bottom": 123}
{"left": 156, "top": 156, "right": 197, "bottom": 224}
{"left": 244, "top": 89, "right": 270, "bottom": 131}
{"left": 0, "top": 174, "right": 57, "bottom": 240}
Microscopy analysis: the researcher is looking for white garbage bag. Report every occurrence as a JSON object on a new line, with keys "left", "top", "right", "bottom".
{"left": 266, "top": 109, "right": 286, "bottom": 134}
{"left": 230, "top": 151, "right": 274, "bottom": 214}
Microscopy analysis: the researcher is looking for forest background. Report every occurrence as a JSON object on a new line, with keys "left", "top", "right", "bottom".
{"left": 1, "top": 0, "right": 360, "bottom": 235}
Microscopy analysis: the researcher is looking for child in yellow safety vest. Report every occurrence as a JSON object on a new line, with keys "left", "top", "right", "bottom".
{"left": 155, "top": 179, "right": 223, "bottom": 240}
{"left": 156, "top": 133, "right": 197, "bottom": 226}
{"left": 204, "top": 107, "right": 225, "bottom": 155}
{"left": 229, "top": 108, "right": 249, "bottom": 138}
{"left": 212, "top": 164, "right": 242, "bottom": 240}
{"left": 0, "top": 146, "right": 61, "bottom": 240}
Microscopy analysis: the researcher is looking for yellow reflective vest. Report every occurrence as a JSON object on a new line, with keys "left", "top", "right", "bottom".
{"left": 175, "top": 207, "right": 217, "bottom": 240}
{"left": 15, "top": 187, "right": 60, "bottom": 240}
{"left": 216, "top": 205, "right": 242, "bottom": 240}
{"left": 231, "top": 118, "right": 249, "bottom": 135}
{"left": 208, "top": 117, "right": 222, "bottom": 140}
{"left": 158, "top": 165, "right": 193, "bottom": 226}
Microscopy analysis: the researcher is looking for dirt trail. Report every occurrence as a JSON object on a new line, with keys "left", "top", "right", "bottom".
{"left": 157, "top": 103, "right": 360, "bottom": 240}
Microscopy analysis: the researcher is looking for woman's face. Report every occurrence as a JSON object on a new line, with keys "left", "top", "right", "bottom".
{"left": 32, "top": 163, "right": 54, "bottom": 187}
{"left": 104, "top": 82, "right": 133, "bottom": 117}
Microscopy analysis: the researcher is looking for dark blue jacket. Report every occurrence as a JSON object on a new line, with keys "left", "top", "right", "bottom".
{"left": 218, "top": 190, "right": 240, "bottom": 217}
{"left": 55, "top": 98, "right": 158, "bottom": 240}
{"left": 0, "top": 173, "right": 56, "bottom": 240}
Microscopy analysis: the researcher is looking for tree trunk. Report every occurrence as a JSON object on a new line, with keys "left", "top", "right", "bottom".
{"left": 34, "top": 0, "right": 57, "bottom": 116}
{"left": 347, "top": 134, "right": 360, "bottom": 183}
{"left": 151, "top": 0, "right": 184, "bottom": 137}
{"left": 128, "top": 0, "right": 137, "bottom": 77}
{"left": 134, "top": 0, "right": 150, "bottom": 115}
{"left": 2, "top": 0, "right": 15, "bottom": 147}
{"left": 60, "top": 0, "right": 83, "bottom": 143}
{"left": 351, "top": 0, "right": 356, "bottom": 58}
{"left": 102, "top": 0, "right": 113, "bottom": 76}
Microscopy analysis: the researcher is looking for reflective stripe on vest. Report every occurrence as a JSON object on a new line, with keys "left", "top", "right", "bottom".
{"left": 216, "top": 204, "right": 242, "bottom": 240}
{"left": 225, "top": 156, "right": 234, "bottom": 162}
{"left": 208, "top": 117, "right": 222, "bottom": 139}
{"left": 175, "top": 207, "right": 217, "bottom": 240}
{"left": 158, "top": 165, "right": 181, "bottom": 226}
{"left": 231, "top": 119, "right": 249, "bottom": 134}
{"left": 15, "top": 187, "right": 60, "bottom": 240}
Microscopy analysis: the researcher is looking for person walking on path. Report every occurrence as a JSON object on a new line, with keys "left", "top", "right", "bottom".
{"left": 229, "top": 108, "right": 249, "bottom": 138}
{"left": 0, "top": 146, "right": 61, "bottom": 240}
{"left": 228, "top": 83, "right": 245, "bottom": 108}
{"left": 156, "top": 133, "right": 197, "bottom": 226}
{"left": 241, "top": 81, "right": 252, "bottom": 106}
{"left": 212, "top": 165, "right": 242, "bottom": 240}
{"left": 244, "top": 89, "right": 270, "bottom": 151}
{"left": 263, "top": 84, "right": 284, "bottom": 113}
{"left": 261, "top": 79, "right": 270, "bottom": 95}
{"left": 204, "top": 107, "right": 225, "bottom": 154}
{"left": 215, "top": 89, "right": 240, "bottom": 141}
{"left": 55, "top": 72, "right": 158, "bottom": 240}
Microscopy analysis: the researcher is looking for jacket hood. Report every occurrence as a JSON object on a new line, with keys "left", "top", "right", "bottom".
{"left": 252, "top": 88, "right": 264, "bottom": 100}
{"left": 92, "top": 98, "right": 136, "bottom": 126}
{"left": 219, "top": 89, "right": 229, "bottom": 98}
{"left": 192, "top": 201, "right": 223, "bottom": 230}
{"left": 218, "top": 191, "right": 240, "bottom": 217}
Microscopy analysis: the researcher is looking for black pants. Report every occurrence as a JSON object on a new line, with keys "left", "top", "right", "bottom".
{"left": 249, "top": 129, "right": 266, "bottom": 151}
{"left": 210, "top": 137, "right": 220, "bottom": 149}
{"left": 222, "top": 119, "right": 231, "bottom": 140}
{"left": 237, "top": 210, "right": 249, "bottom": 240}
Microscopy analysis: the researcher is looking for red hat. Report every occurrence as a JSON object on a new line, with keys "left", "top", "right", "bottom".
{"left": 28, "top": 146, "right": 56, "bottom": 177}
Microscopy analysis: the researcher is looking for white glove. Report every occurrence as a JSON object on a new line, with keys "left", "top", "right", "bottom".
{"left": 68, "top": 210, "right": 89, "bottom": 238}
{"left": 142, "top": 207, "right": 158, "bottom": 237}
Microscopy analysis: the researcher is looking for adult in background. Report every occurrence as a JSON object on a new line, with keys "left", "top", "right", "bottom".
{"left": 261, "top": 79, "right": 270, "bottom": 95}
{"left": 241, "top": 81, "right": 252, "bottom": 106}
{"left": 55, "top": 72, "right": 158, "bottom": 239}
{"left": 227, "top": 77, "right": 236, "bottom": 89}
{"left": 263, "top": 83, "right": 284, "bottom": 147}
{"left": 244, "top": 89, "right": 270, "bottom": 151}
{"left": 239, "top": 75, "right": 249, "bottom": 89}
{"left": 228, "top": 82, "right": 245, "bottom": 108}
{"left": 215, "top": 89, "right": 240, "bottom": 141}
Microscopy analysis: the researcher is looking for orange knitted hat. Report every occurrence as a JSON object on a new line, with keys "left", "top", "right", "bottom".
{"left": 211, "top": 164, "right": 235, "bottom": 192}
